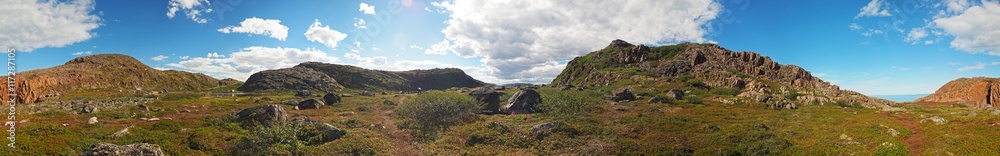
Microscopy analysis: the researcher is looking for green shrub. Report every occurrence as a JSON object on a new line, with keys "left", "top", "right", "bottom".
{"left": 538, "top": 88, "right": 600, "bottom": 119}
{"left": 710, "top": 87, "right": 741, "bottom": 96}
{"left": 233, "top": 122, "right": 330, "bottom": 155}
{"left": 684, "top": 96, "right": 703, "bottom": 104}
{"left": 783, "top": 92, "right": 801, "bottom": 100}
{"left": 685, "top": 79, "right": 709, "bottom": 89}
{"left": 396, "top": 91, "right": 481, "bottom": 141}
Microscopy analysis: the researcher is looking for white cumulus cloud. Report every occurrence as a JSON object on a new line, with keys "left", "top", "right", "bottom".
{"left": 218, "top": 17, "right": 290, "bottom": 41}
{"left": 305, "top": 19, "right": 349, "bottom": 49}
{"left": 359, "top": 3, "right": 376, "bottom": 15}
{"left": 353, "top": 18, "right": 367, "bottom": 29}
{"left": 857, "top": 0, "right": 892, "bottom": 18}
{"left": 72, "top": 51, "right": 93, "bottom": 56}
{"left": 904, "top": 28, "right": 929, "bottom": 44}
{"left": 151, "top": 55, "right": 169, "bottom": 61}
{"left": 166, "top": 46, "right": 339, "bottom": 81}
{"left": 424, "top": 40, "right": 450, "bottom": 55}
{"left": 957, "top": 62, "right": 985, "bottom": 71}
{"left": 1, "top": 0, "right": 100, "bottom": 52}
{"left": 432, "top": 0, "right": 722, "bottom": 83}
{"left": 934, "top": 1, "right": 1000, "bottom": 56}
{"left": 167, "top": 0, "right": 213, "bottom": 23}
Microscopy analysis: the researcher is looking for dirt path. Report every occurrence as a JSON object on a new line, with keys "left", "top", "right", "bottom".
{"left": 379, "top": 95, "right": 422, "bottom": 156}
{"left": 881, "top": 112, "right": 924, "bottom": 155}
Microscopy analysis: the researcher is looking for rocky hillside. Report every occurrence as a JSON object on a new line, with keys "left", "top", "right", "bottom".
{"left": 552, "top": 39, "right": 893, "bottom": 108}
{"left": 238, "top": 62, "right": 487, "bottom": 92}
{"left": 915, "top": 77, "right": 999, "bottom": 107}
{"left": 0, "top": 54, "right": 223, "bottom": 105}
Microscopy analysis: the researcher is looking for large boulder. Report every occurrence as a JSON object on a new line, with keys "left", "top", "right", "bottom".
{"left": 292, "top": 118, "right": 346, "bottom": 145}
{"left": 611, "top": 87, "right": 637, "bottom": 102}
{"left": 323, "top": 93, "right": 341, "bottom": 105}
{"left": 298, "top": 99, "right": 324, "bottom": 109}
{"left": 501, "top": 88, "right": 542, "bottom": 114}
{"left": 83, "top": 142, "right": 164, "bottom": 156}
{"left": 665, "top": 89, "right": 685, "bottom": 100}
{"left": 236, "top": 105, "right": 288, "bottom": 128}
{"left": 469, "top": 87, "right": 504, "bottom": 114}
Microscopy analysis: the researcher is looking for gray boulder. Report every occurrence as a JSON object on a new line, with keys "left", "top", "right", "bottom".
{"left": 292, "top": 118, "right": 346, "bottom": 145}
{"left": 81, "top": 105, "right": 97, "bottom": 114}
{"left": 236, "top": 105, "right": 288, "bottom": 128}
{"left": 83, "top": 142, "right": 164, "bottom": 156}
{"left": 298, "top": 99, "right": 324, "bottom": 109}
{"left": 611, "top": 87, "right": 636, "bottom": 102}
{"left": 665, "top": 89, "right": 685, "bottom": 100}
{"left": 323, "top": 93, "right": 341, "bottom": 105}
{"left": 469, "top": 87, "right": 504, "bottom": 114}
{"left": 501, "top": 88, "right": 542, "bottom": 114}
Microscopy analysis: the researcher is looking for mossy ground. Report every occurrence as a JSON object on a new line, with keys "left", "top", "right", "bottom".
{"left": 2, "top": 83, "right": 998, "bottom": 155}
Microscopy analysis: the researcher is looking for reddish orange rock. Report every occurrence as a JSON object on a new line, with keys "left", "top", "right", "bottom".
{"left": 916, "top": 77, "right": 999, "bottom": 107}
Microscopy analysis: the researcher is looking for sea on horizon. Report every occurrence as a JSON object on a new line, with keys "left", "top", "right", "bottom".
{"left": 872, "top": 94, "right": 930, "bottom": 103}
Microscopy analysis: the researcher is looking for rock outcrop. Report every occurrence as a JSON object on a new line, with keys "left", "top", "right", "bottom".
{"left": 1, "top": 54, "right": 222, "bottom": 105}
{"left": 83, "top": 142, "right": 164, "bottom": 156}
{"left": 551, "top": 40, "right": 893, "bottom": 108}
{"left": 916, "top": 77, "right": 1000, "bottom": 108}
{"left": 239, "top": 62, "right": 487, "bottom": 92}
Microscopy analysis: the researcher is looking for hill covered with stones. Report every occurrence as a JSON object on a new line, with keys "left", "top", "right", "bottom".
{"left": 0, "top": 54, "right": 223, "bottom": 105}
{"left": 552, "top": 39, "right": 894, "bottom": 109}
{"left": 238, "top": 62, "right": 487, "bottom": 92}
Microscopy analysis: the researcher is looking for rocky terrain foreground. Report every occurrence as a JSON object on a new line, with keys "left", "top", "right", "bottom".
{"left": 3, "top": 42, "right": 999, "bottom": 155}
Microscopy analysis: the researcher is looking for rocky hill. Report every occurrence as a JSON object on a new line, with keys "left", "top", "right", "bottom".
{"left": 0, "top": 54, "right": 223, "bottom": 105}
{"left": 238, "top": 62, "right": 487, "bottom": 92}
{"left": 915, "top": 77, "right": 999, "bottom": 107}
{"left": 552, "top": 39, "right": 893, "bottom": 109}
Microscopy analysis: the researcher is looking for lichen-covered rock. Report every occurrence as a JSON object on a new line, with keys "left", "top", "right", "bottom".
{"left": 83, "top": 142, "right": 164, "bottom": 156}
{"left": 469, "top": 87, "right": 504, "bottom": 114}
{"left": 501, "top": 88, "right": 543, "bottom": 114}
{"left": 297, "top": 99, "right": 324, "bottom": 109}
{"left": 611, "top": 87, "right": 637, "bottom": 102}
{"left": 236, "top": 105, "right": 287, "bottom": 128}
{"left": 323, "top": 93, "right": 342, "bottom": 105}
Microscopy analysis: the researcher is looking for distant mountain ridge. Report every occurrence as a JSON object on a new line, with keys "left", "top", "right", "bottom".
{"left": 1, "top": 54, "right": 225, "bottom": 104}
{"left": 552, "top": 39, "right": 893, "bottom": 108}
{"left": 238, "top": 62, "right": 487, "bottom": 92}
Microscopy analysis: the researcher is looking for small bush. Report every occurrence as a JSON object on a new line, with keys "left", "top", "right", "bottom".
{"left": 710, "top": 87, "right": 741, "bottom": 96}
{"left": 783, "top": 92, "right": 801, "bottom": 101}
{"left": 684, "top": 96, "right": 703, "bottom": 104}
{"left": 396, "top": 91, "right": 481, "bottom": 141}
{"left": 233, "top": 122, "right": 332, "bottom": 155}
{"left": 538, "top": 88, "right": 600, "bottom": 119}
{"left": 685, "top": 79, "right": 709, "bottom": 89}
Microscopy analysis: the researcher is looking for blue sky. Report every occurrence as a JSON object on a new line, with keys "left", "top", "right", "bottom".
{"left": 2, "top": 0, "right": 999, "bottom": 95}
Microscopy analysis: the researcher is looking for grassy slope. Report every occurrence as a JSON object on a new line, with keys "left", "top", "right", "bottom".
{"left": 5, "top": 82, "right": 1000, "bottom": 155}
